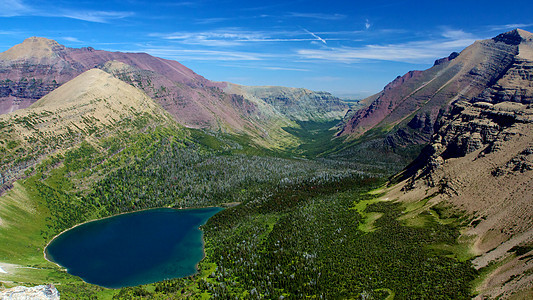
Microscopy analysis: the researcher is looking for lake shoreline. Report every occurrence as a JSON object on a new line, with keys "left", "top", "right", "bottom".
{"left": 43, "top": 204, "right": 232, "bottom": 288}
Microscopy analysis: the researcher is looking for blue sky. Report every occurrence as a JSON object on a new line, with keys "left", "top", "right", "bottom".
{"left": 1, "top": 0, "right": 532, "bottom": 98}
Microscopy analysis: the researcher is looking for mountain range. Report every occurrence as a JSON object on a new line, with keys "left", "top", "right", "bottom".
{"left": 378, "top": 29, "right": 533, "bottom": 298}
{"left": 0, "top": 29, "right": 531, "bottom": 299}
{"left": 0, "top": 37, "right": 348, "bottom": 149}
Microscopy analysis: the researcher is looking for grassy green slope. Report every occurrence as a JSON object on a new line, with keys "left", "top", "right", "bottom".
{"left": 0, "top": 121, "right": 369, "bottom": 294}
{"left": 0, "top": 92, "right": 478, "bottom": 299}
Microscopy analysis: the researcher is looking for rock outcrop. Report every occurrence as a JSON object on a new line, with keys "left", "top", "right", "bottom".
{"left": 393, "top": 101, "right": 533, "bottom": 299}
{"left": 387, "top": 29, "right": 533, "bottom": 299}
{"left": 0, "top": 284, "right": 59, "bottom": 300}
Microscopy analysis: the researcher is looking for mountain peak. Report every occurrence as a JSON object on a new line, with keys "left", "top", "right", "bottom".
{"left": 493, "top": 28, "right": 533, "bottom": 45}
{"left": 0, "top": 36, "right": 65, "bottom": 60}
{"left": 31, "top": 68, "right": 158, "bottom": 112}
{"left": 515, "top": 28, "right": 533, "bottom": 39}
{"left": 22, "top": 36, "right": 59, "bottom": 44}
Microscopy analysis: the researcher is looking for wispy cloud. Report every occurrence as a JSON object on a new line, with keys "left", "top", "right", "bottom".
{"left": 441, "top": 28, "right": 474, "bottom": 40}
{"left": 219, "top": 63, "right": 308, "bottom": 72}
{"left": 150, "top": 29, "right": 338, "bottom": 47}
{"left": 487, "top": 23, "right": 533, "bottom": 32}
{"left": 303, "top": 29, "right": 327, "bottom": 45}
{"left": 297, "top": 30, "right": 478, "bottom": 63}
{"left": 0, "top": 0, "right": 133, "bottom": 23}
{"left": 59, "top": 10, "right": 133, "bottom": 23}
{"left": 288, "top": 12, "right": 346, "bottom": 20}
{"left": 0, "top": 0, "right": 31, "bottom": 17}
{"left": 150, "top": 30, "right": 265, "bottom": 47}
{"left": 195, "top": 17, "right": 230, "bottom": 25}
{"left": 262, "top": 66, "right": 309, "bottom": 71}
{"left": 62, "top": 36, "right": 82, "bottom": 43}
{"left": 365, "top": 19, "right": 371, "bottom": 30}
{"left": 159, "top": 1, "right": 198, "bottom": 7}
{"left": 0, "top": 30, "right": 22, "bottom": 35}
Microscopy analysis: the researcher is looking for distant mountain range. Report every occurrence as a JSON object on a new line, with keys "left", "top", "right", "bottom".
{"left": 0, "top": 37, "right": 348, "bottom": 149}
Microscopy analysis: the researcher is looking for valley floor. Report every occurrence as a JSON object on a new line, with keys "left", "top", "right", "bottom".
{"left": 0, "top": 123, "right": 513, "bottom": 299}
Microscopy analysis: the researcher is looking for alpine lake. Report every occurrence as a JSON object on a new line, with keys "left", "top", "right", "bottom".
{"left": 45, "top": 207, "right": 223, "bottom": 288}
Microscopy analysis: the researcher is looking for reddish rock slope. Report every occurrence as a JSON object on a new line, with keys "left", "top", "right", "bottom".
{"left": 338, "top": 29, "right": 532, "bottom": 149}
{"left": 0, "top": 37, "right": 348, "bottom": 148}
{"left": 0, "top": 37, "right": 260, "bottom": 134}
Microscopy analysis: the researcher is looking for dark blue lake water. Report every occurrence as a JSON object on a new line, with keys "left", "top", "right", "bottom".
{"left": 45, "top": 207, "right": 222, "bottom": 288}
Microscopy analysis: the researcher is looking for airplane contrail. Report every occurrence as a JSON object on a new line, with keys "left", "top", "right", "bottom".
{"left": 303, "top": 28, "right": 327, "bottom": 45}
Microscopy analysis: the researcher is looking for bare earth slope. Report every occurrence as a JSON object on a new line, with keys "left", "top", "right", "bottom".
{"left": 0, "top": 37, "right": 260, "bottom": 137}
{"left": 0, "top": 68, "right": 173, "bottom": 194}
{"left": 0, "top": 37, "right": 207, "bottom": 113}
{"left": 385, "top": 29, "right": 533, "bottom": 299}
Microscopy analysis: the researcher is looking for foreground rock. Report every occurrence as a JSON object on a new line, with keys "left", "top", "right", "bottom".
{"left": 0, "top": 285, "right": 59, "bottom": 300}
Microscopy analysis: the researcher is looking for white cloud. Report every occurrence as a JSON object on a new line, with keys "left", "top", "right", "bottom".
{"left": 297, "top": 35, "right": 477, "bottom": 63}
{"left": 59, "top": 10, "right": 133, "bottom": 23}
{"left": 0, "top": 0, "right": 133, "bottom": 23}
{"left": 150, "top": 29, "right": 337, "bottom": 47}
{"left": 151, "top": 30, "right": 265, "bottom": 47}
{"left": 219, "top": 63, "right": 308, "bottom": 72}
{"left": 62, "top": 36, "right": 82, "bottom": 43}
{"left": 441, "top": 29, "right": 474, "bottom": 40}
{"left": 488, "top": 23, "right": 533, "bottom": 31}
{"left": 195, "top": 18, "right": 230, "bottom": 25}
{"left": 262, "top": 66, "right": 309, "bottom": 71}
{"left": 0, "top": 0, "right": 31, "bottom": 17}
{"left": 0, "top": 30, "right": 21, "bottom": 35}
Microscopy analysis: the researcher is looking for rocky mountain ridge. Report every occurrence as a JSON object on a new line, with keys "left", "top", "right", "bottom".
{"left": 384, "top": 29, "right": 533, "bottom": 299}
{"left": 223, "top": 83, "right": 348, "bottom": 122}
{"left": 0, "top": 37, "right": 348, "bottom": 149}
{"left": 337, "top": 29, "right": 533, "bottom": 151}
{"left": 0, "top": 68, "right": 174, "bottom": 195}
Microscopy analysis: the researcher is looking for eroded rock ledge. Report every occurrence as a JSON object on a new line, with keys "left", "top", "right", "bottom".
{"left": 0, "top": 284, "right": 59, "bottom": 300}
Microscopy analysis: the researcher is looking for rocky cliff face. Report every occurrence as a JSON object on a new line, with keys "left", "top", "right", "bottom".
{"left": 0, "top": 284, "right": 59, "bottom": 300}
{"left": 387, "top": 29, "right": 533, "bottom": 299}
{"left": 393, "top": 102, "right": 533, "bottom": 299}
{"left": 223, "top": 83, "right": 348, "bottom": 122}
{"left": 337, "top": 29, "right": 532, "bottom": 152}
